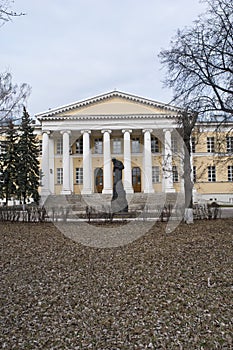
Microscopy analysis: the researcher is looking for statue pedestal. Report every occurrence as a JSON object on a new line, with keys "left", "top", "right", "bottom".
{"left": 111, "top": 180, "right": 128, "bottom": 213}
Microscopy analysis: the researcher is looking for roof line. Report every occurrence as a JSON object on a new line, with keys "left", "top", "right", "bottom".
{"left": 35, "top": 90, "right": 180, "bottom": 118}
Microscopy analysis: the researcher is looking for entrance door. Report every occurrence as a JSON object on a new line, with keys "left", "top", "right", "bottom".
{"left": 94, "top": 168, "right": 103, "bottom": 193}
{"left": 132, "top": 167, "right": 141, "bottom": 192}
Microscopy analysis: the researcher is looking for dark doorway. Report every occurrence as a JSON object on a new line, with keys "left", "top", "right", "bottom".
{"left": 132, "top": 167, "right": 141, "bottom": 192}
{"left": 94, "top": 168, "right": 103, "bottom": 193}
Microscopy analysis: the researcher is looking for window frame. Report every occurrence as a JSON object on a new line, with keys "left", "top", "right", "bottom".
{"left": 172, "top": 165, "right": 179, "bottom": 183}
{"left": 171, "top": 136, "right": 178, "bottom": 153}
{"left": 226, "top": 136, "right": 233, "bottom": 153}
{"left": 112, "top": 138, "right": 122, "bottom": 154}
{"left": 76, "top": 167, "right": 83, "bottom": 184}
{"left": 192, "top": 166, "right": 196, "bottom": 183}
{"left": 94, "top": 138, "right": 103, "bottom": 154}
{"left": 207, "top": 137, "right": 215, "bottom": 153}
{"left": 56, "top": 138, "right": 63, "bottom": 155}
{"left": 57, "top": 168, "right": 63, "bottom": 184}
{"left": 76, "top": 138, "right": 83, "bottom": 154}
{"left": 191, "top": 137, "right": 196, "bottom": 153}
{"left": 152, "top": 166, "right": 160, "bottom": 183}
{"left": 151, "top": 137, "right": 160, "bottom": 153}
{"left": 228, "top": 165, "right": 233, "bottom": 182}
{"left": 208, "top": 165, "right": 216, "bottom": 182}
{"left": 132, "top": 137, "right": 140, "bottom": 153}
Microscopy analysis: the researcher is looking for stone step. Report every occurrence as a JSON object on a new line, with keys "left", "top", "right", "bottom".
{"left": 43, "top": 193, "right": 184, "bottom": 214}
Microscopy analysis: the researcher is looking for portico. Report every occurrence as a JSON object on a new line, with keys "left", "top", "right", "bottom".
{"left": 37, "top": 91, "right": 182, "bottom": 196}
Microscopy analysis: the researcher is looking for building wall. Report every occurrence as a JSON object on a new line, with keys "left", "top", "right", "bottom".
{"left": 36, "top": 126, "right": 233, "bottom": 201}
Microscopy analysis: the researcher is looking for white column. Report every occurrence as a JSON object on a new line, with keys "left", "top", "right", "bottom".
{"left": 61, "top": 130, "right": 72, "bottom": 195}
{"left": 48, "top": 137, "right": 55, "bottom": 194}
{"left": 101, "top": 130, "right": 112, "bottom": 194}
{"left": 143, "top": 129, "right": 154, "bottom": 193}
{"left": 81, "top": 130, "right": 92, "bottom": 194}
{"left": 41, "top": 131, "right": 51, "bottom": 196}
{"left": 122, "top": 129, "right": 133, "bottom": 193}
{"left": 163, "top": 129, "right": 175, "bottom": 193}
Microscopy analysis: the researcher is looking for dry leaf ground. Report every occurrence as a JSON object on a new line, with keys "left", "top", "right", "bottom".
{"left": 0, "top": 219, "right": 232, "bottom": 349}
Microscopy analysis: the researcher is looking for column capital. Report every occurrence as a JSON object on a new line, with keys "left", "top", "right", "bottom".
{"left": 101, "top": 129, "right": 112, "bottom": 134}
{"left": 60, "top": 130, "right": 71, "bottom": 135}
{"left": 142, "top": 128, "right": 153, "bottom": 134}
{"left": 42, "top": 130, "right": 51, "bottom": 135}
{"left": 81, "top": 129, "right": 91, "bottom": 135}
{"left": 163, "top": 128, "right": 172, "bottom": 134}
{"left": 122, "top": 129, "right": 132, "bottom": 134}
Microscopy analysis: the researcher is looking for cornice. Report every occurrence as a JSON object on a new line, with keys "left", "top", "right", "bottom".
{"left": 38, "top": 113, "right": 177, "bottom": 122}
{"left": 36, "top": 90, "right": 180, "bottom": 119}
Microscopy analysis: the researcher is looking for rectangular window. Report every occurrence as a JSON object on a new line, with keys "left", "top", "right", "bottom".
{"left": 226, "top": 136, "right": 233, "bottom": 153}
{"left": 171, "top": 136, "right": 178, "bottom": 153}
{"left": 76, "top": 138, "right": 83, "bottom": 154}
{"left": 191, "top": 137, "right": 196, "bottom": 153}
{"left": 76, "top": 167, "right": 83, "bottom": 184}
{"left": 132, "top": 137, "right": 140, "bottom": 153}
{"left": 152, "top": 166, "right": 160, "bottom": 183}
{"left": 56, "top": 138, "right": 63, "bottom": 155}
{"left": 208, "top": 166, "right": 216, "bottom": 182}
{"left": 112, "top": 138, "right": 122, "bottom": 154}
{"left": 57, "top": 168, "right": 63, "bottom": 184}
{"left": 228, "top": 165, "right": 233, "bottom": 181}
{"left": 94, "top": 138, "right": 103, "bottom": 154}
{"left": 151, "top": 137, "right": 159, "bottom": 153}
{"left": 207, "top": 137, "right": 215, "bottom": 153}
{"left": 172, "top": 165, "right": 179, "bottom": 182}
{"left": 193, "top": 166, "right": 196, "bottom": 183}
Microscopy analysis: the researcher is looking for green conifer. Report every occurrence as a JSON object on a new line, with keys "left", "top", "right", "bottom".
{"left": 16, "top": 107, "right": 40, "bottom": 204}
{"left": 0, "top": 120, "right": 18, "bottom": 204}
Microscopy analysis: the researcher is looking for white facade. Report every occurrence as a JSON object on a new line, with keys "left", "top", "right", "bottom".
{"left": 36, "top": 91, "right": 185, "bottom": 196}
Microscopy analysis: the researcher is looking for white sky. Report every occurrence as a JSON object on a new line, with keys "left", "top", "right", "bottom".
{"left": 1, "top": 0, "right": 206, "bottom": 116}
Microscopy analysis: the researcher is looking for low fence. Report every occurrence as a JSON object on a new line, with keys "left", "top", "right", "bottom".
{"left": 0, "top": 203, "right": 225, "bottom": 223}
{"left": 0, "top": 205, "right": 47, "bottom": 222}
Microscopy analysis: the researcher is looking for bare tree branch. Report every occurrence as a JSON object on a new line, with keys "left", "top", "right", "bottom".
{"left": 0, "top": 0, "right": 25, "bottom": 26}
{"left": 0, "top": 72, "right": 31, "bottom": 130}
{"left": 159, "top": 0, "right": 233, "bottom": 118}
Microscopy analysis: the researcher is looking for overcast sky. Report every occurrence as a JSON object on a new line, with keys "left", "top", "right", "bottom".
{"left": 1, "top": 0, "right": 206, "bottom": 116}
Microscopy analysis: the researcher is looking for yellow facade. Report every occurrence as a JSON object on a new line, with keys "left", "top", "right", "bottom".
{"left": 1, "top": 91, "right": 230, "bottom": 203}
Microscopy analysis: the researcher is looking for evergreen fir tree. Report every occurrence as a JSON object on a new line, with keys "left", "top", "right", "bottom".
{"left": 16, "top": 107, "right": 40, "bottom": 204}
{"left": 0, "top": 120, "right": 18, "bottom": 204}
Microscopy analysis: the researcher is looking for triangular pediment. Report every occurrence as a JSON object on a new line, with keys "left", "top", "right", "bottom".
{"left": 36, "top": 90, "right": 179, "bottom": 120}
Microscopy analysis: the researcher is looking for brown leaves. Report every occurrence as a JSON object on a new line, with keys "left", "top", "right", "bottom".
{"left": 0, "top": 220, "right": 232, "bottom": 349}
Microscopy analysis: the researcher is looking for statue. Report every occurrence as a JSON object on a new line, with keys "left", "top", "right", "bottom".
{"left": 111, "top": 158, "right": 128, "bottom": 213}
{"left": 112, "top": 158, "right": 124, "bottom": 198}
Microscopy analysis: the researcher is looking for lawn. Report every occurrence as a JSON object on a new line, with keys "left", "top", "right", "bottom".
{"left": 0, "top": 219, "right": 232, "bottom": 349}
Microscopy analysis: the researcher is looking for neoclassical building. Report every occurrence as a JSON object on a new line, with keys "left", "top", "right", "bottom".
{"left": 36, "top": 90, "right": 233, "bottom": 203}
{"left": 36, "top": 91, "right": 182, "bottom": 197}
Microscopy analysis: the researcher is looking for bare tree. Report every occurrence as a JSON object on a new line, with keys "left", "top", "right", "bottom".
{"left": 0, "top": 2, "right": 29, "bottom": 129}
{"left": 159, "top": 0, "right": 233, "bottom": 219}
{"left": 160, "top": 0, "right": 233, "bottom": 118}
{"left": 0, "top": 72, "right": 30, "bottom": 127}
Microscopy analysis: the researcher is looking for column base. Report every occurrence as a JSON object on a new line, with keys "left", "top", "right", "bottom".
{"left": 81, "top": 189, "right": 92, "bottom": 195}
{"left": 124, "top": 187, "right": 134, "bottom": 194}
{"left": 144, "top": 189, "right": 155, "bottom": 194}
{"left": 40, "top": 188, "right": 51, "bottom": 196}
{"left": 61, "top": 189, "right": 72, "bottom": 195}
{"left": 165, "top": 188, "right": 176, "bottom": 193}
{"left": 102, "top": 188, "right": 113, "bottom": 195}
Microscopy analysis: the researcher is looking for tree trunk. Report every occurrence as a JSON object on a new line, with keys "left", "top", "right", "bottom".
{"left": 183, "top": 134, "right": 194, "bottom": 223}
